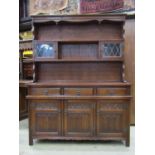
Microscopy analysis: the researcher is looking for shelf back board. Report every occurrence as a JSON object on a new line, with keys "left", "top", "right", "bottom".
{"left": 35, "top": 22, "right": 123, "bottom": 41}
{"left": 36, "top": 62, "right": 123, "bottom": 82}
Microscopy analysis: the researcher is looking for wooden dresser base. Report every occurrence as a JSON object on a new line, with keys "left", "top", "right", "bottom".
{"left": 27, "top": 84, "right": 130, "bottom": 147}
{"left": 27, "top": 15, "right": 131, "bottom": 147}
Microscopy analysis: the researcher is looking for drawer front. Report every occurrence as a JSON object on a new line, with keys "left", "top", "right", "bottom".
{"left": 97, "top": 87, "right": 129, "bottom": 96}
{"left": 64, "top": 88, "right": 93, "bottom": 96}
{"left": 29, "top": 88, "right": 60, "bottom": 95}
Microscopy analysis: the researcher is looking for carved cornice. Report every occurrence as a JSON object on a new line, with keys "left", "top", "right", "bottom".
{"left": 31, "top": 14, "right": 126, "bottom": 24}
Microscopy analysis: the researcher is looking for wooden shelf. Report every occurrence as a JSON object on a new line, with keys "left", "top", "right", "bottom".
{"left": 19, "top": 80, "right": 33, "bottom": 87}
{"left": 34, "top": 58, "right": 123, "bottom": 62}
{"left": 26, "top": 95, "right": 132, "bottom": 100}
{"left": 23, "top": 59, "right": 33, "bottom": 63}
{"left": 27, "top": 81, "right": 131, "bottom": 87}
{"left": 19, "top": 39, "right": 33, "bottom": 43}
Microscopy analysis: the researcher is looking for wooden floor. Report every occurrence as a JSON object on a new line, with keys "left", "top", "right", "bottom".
{"left": 19, "top": 119, "right": 135, "bottom": 155}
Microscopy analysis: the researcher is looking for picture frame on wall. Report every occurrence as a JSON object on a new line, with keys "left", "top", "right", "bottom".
{"left": 29, "top": 0, "right": 69, "bottom": 15}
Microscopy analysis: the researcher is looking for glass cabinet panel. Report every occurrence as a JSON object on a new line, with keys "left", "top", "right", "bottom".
{"left": 101, "top": 43, "right": 123, "bottom": 57}
{"left": 33, "top": 41, "right": 56, "bottom": 58}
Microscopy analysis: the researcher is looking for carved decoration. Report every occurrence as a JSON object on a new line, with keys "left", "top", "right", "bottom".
{"left": 66, "top": 103, "right": 93, "bottom": 110}
{"left": 122, "top": 63, "right": 127, "bottom": 82}
{"left": 99, "top": 103, "right": 128, "bottom": 110}
{"left": 32, "top": 63, "right": 36, "bottom": 82}
{"left": 35, "top": 103, "right": 59, "bottom": 110}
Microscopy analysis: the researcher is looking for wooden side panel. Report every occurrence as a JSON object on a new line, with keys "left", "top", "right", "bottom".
{"left": 37, "top": 62, "right": 122, "bottom": 82}
{"left": 124, "top": 18, "right": 135, "bottom": 125}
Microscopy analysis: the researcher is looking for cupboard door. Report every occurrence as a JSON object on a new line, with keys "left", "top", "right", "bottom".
{"left": 96, "top": 100, "right": 129, "bottom": 137}
{"left": 30, "top": 100, "right": 61, "bottom": 137}
{"left": 64, "top": 100, "right": 94, "bottom": 137}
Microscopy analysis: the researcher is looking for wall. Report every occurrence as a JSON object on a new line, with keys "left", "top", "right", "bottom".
{"left": 29, "top": 0, "right": 135, "bottom": 15}
{"left": 29, "top": 0, "right": 79, "bottom": 15}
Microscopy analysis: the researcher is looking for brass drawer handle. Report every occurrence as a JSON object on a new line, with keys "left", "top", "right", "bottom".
{"left": 76, "top": 88, "right": 81, "bottom": 96}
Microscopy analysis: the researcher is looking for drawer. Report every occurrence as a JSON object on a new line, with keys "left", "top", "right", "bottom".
{"left": 64, "top": 88, "right": 93, "bottom": 96}
{"left": 29, "top": 88, "right": 60, "bottom": 95}
{"left": 97, "top": 87, "right": 129, "bottom": 96}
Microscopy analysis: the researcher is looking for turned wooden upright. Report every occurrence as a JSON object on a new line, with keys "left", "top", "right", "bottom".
{"left": 26, "top": 14, "right": 131, "bottom": 146}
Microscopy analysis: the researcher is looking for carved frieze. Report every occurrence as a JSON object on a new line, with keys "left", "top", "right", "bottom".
{"left": 66, "top": 103, "right": 94, "bottom": 110}
{"left": 34, "top": 103, "right": 59, "bottom": 110}
{"left": 99, "top": 103, "right": 128, "bottom": 110}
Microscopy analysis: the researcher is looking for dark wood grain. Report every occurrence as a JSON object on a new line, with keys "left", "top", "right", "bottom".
{"left": 36, "top": 22, "right": 123, "bottom": 41}
{"left": 37, "top": 62, "right": 122, "bottom": 82}
{"left": 19, "top": 80, "right": 33, "bottom": 120}
{"left": 27, "top": 15, "right": 131, "bottom": 146}
{"left": 124, "top": 18, "right": 135, "bottom": 125}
